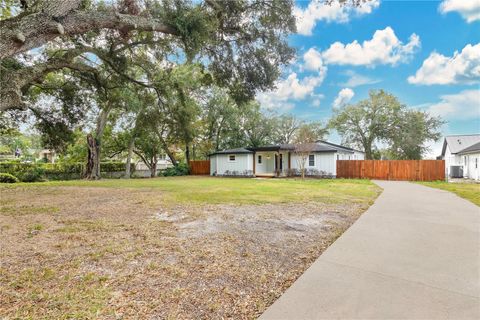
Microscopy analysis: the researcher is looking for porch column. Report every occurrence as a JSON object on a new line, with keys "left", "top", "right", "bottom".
{"left": 276, "top": 151, "right": 280, "bottom": 177}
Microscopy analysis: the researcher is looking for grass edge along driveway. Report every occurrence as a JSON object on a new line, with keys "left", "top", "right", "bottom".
{"left": 417, "top": 181, "right": 480, "bottom": 206}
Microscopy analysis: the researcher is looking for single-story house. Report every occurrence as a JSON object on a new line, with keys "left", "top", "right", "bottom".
{"left": 440, "top": 134, "right": 480, "bottom": 180}
{"left": 209, "top": 140, "right": 365, "bottom": 177}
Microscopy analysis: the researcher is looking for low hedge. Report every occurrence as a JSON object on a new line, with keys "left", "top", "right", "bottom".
{"left": 161, "top": 163, "right": 189, "bottom": 176}
{"left": 0, "top": 173, "right": 19, "bottom": 183}
{"left": 0, "top": 161, "right": 134, "bottom": 182}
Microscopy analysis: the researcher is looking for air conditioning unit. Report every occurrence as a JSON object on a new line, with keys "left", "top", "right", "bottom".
{"left": 450, "top": 165, "right": 463, "bottom": 178}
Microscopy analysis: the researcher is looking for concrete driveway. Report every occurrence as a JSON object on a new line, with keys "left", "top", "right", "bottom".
{"left": 261, "top": 181, "right": 480, "bottom": 319}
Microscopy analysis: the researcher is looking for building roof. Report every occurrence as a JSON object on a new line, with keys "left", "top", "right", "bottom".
{"left": 458, "top": 141, "right": 480, "bottom": 155}
{"left": 441, "top": 134, "right": 480, "bottom": 155}
{"left": 209, "top": 148, "right": 254, "bottom": 156}
{"left": 209, "top": 141, "right": 363, "bottom": 156}
{"left": 316, "top": 140, "right": 364, "bottom": 153}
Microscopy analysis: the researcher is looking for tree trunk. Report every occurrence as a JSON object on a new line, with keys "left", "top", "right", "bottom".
{"left": 85, "top": 107, "right": 110, "bottom": 179}
{"left": 185, "top": 144, "right": 191, "bottom": 172}
{"left": 364, "top": 140, "right": 373, "bottom": 160}
{"left": 124, "top": 136, "right": 135, "bottom": 178}
{"left": 85, "top": 134, "right": 98, "bottom": 179}
{"left": 150, "top": 157, "right": 157, "bottom": 178}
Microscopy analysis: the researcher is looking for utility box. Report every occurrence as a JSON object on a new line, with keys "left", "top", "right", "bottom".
{"left": 450, "top": 165, "right": 463, "bottom": 178}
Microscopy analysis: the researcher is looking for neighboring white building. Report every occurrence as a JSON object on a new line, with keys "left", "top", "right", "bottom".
{"left": 38, "top": 149, "right": 56, "bottom": 163}
{"left": 440, "top": 134, "right": 480, "bottom": 180}
{"left": 135, "top": 154, "right": 173, "bottom": 171}
{"left": 209, "top": 141, "right": 364, "bottom": 177}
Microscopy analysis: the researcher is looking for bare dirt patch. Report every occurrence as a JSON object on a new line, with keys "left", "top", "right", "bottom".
{"left": 1, "top": 186, "right": 369, "bottom": 319}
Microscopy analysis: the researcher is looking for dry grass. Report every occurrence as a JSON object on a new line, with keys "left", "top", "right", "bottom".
{"left": 0, "top": 177, "right": 380, "bottom": 319}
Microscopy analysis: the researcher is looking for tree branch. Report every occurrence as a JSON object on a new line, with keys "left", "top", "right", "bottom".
{"left": 0, "top": 2, "right": 178, "bottom": 59}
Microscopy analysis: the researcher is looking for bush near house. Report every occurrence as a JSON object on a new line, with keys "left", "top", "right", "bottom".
{"left": 161, "top": 163, "right": 189, "bottom": 177}
{"left": 0, "top": 162, "right": 135, "bottom": 182}
{"left": 0, "top": 173, "right": 19, "bottom": 183}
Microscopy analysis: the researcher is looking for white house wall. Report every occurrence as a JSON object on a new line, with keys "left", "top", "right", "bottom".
{"left": 290, "top": 152, "right": 337, "bottom": 176}
{"left": 444, "top": 144, "right": 464, "bottom": 177}
{"left": 461, "top": 152, "right": 480, "bottom": 180}
{"left": 353, "top": 151, "right": 365, "bottom": 160}
{"left": 212, "top": 154, "right": 253, "bottom": 175}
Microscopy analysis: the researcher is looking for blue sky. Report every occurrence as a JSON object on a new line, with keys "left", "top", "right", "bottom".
{"left": 256, "top": 0, "right": 480, "bottom": 157}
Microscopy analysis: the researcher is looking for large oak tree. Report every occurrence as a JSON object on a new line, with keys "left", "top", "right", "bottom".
{"left": 0, "top": 0, "right": 296, "bottom": 112}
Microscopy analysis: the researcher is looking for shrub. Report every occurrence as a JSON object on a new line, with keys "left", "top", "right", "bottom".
{"left": 17, "top": 167, "right": 46, "bottom": 182}
{"left": 0, "top": 161, "right": 132, "bottom": 182}
{"left": 220, "top": 170, "right": 253, "bottom": 178}
{"left": 100, "top": 161, "right": 129, "bottom": 173}
{"left": 0, "top": 173, "right": 19, "bottom": 183}
{"left": 162, "top": 163, "right": 189, "bottom": 177}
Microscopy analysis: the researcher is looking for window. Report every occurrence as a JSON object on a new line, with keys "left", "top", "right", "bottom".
{"left": 228, "top": 155, "right": 236, "bottom": 162}
{"left": 476, "top": 158, "right": 478, "bottom": 169}
{"left": 337, "top": 154, "right": 339, "bottom": 160}
{"left": 258, "top": 155, "right": 262, "bottom": 164}
{"left": 308, "top": 154, "right": 315, "bottom": 166}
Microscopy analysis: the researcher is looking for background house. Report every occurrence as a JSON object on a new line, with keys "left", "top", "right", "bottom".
{"left": 38, "top": 149, "right": 56, "bottom": 163}
{"left": 440, "top": 134, "right": 480, "bottom": 180}
{"left": 209, "top": 141, "right": 364, "bottom": 177}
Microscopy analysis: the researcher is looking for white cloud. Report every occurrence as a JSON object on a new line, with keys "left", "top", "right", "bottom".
{"left": 426, "top": 89, "right": 480, "bottom": 120}
{"left": 333, "top": 88, "right": 355, "bottom": 108}
{"left": 322, "top": 27, "right": 420, "bottom": 67}
{"left": 257, "top": 48, "right": 328, "bottom": 111}
{"left": 294, "top": 0, "right": 380, "bottom": 36}
{"left": 257, "top": 72, "right": 324, "bottom": 111}
{"left": 303, "top": 48, "right": 327, "bottom": 72}
{"left": 439, "top": 0, "right": 480, "bottom": 23}
{"left": 341, "top": 70, "right": 381, "bottom": 87}
{"left": 408, "top": 43, "right": 480, "bottom": 85}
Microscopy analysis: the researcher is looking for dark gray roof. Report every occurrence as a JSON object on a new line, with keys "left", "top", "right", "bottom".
{"left": 442, "top": 134, "right": 480, "bottom": 155}
{"left": 458, "top": 141, "right": 480, "bottom": 154}
{"left": 209, "top": 148, "right": 254, "bottom": 156}
{"left": 316, "top": 140, "right": 364, "bottom": 153}
{"left": 210, "top": 141, "right": 364, "bottom": 156}
{"left": 253, "top": 142, "right": 349, "bottom": 153}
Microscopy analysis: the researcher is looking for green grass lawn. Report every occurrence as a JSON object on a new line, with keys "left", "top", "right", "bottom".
{"left": 418, "top": 181, "right": 480, "bottom": 206}
{"left": 1, "top": 176, "right": 380, "bottom": 206}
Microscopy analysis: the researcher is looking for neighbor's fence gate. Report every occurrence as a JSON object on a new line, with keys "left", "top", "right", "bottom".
{"left": 189, "top": 160, "right": 210, "bottom": 175}
{"left": 336, "top": 160, "right": 445, "bottom": 181}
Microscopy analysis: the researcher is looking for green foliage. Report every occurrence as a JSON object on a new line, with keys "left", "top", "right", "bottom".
{"left": 161, "top": 163, "right": 189, "bottom": 177}
{"left": 388, "top": 110, "right": 444, "bottom": 160}
{"left": 329, "top": 90, "right": 443, "bottom": 160}
{"left": 0, "top": 130, "right": 34, "bottom": 156}
{"left": 0, "top": 173, "right": 19, "bottom": 183}
{"left": 0, "top": 162, "right": 132, "bottom": 182}
{"left": 60, "top": 130, "right": 88, "bottom": 163}
{"left": 17, "top": 167, "right": 46, "bottom": 182}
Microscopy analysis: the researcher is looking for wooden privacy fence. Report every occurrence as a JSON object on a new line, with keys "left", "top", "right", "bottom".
{"left": 337, "top": 160, "right": 445, "bottom": 181}
{"left": 189, "top": 160, "right": 210, "bottom": 175}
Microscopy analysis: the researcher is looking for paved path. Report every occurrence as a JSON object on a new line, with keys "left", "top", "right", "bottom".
{"left": 261, "top": 181, "right": 480, "bottom": 319}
